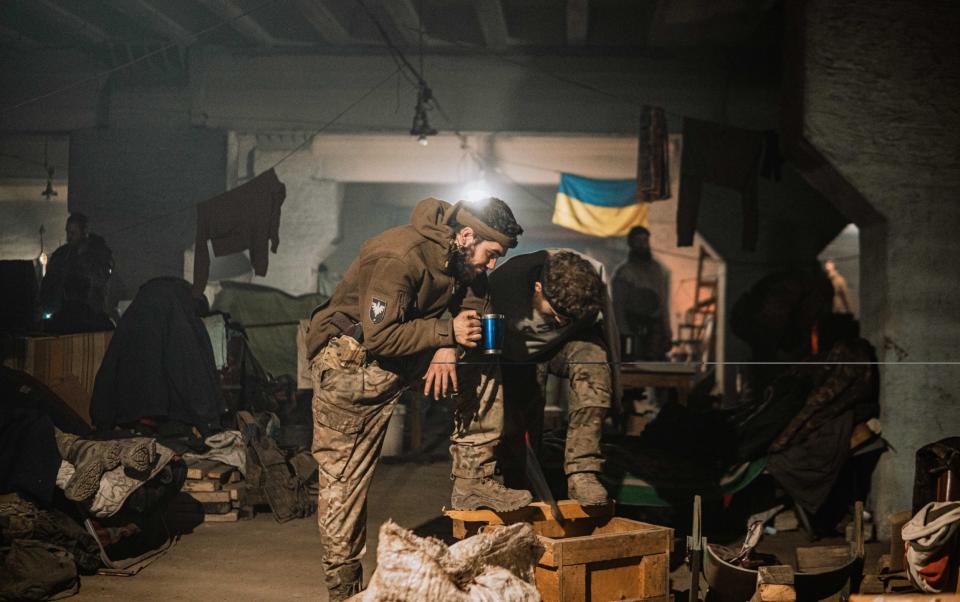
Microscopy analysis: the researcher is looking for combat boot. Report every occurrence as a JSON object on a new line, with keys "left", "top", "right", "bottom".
{"left": 567, "top": 472, "right": 609, "bottom": 506}
{"left": 325, "top": 561, "right": 362, "bottom": 602}
{"left": 451, "top": 477, "right": 533, "bottom": 511}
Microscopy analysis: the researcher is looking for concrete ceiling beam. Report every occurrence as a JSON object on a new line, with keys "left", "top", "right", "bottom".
{"left": 473, "top": 0, "right": 509, "bottom": 51}
{"left": 379, "top": 0, "right": 424, "bottom": 47}
{"left": 195, "top": 0, "right": 281, "bottom": 46}
{"left": 34, "top": 0, "right": 112, "bottom": 45}
{"left": 105, "top": 0, "right": 194, "bottom": 45}
{"left": 291, "top": 0, "right": 353, "bottom": 46}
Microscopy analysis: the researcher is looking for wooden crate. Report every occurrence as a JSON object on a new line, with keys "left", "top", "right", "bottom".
{"left": 1, "top": 331, "right": 112, "bottom": 425}
{"left": 446, "top": 503, "right": 671, "bottom": 602}
{"left": 536, "top": 517, "right": 672, "bottom": 602}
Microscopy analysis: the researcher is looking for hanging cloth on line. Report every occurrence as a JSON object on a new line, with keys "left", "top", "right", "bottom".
{"left": 677, "top": 118, "right": 763, "bottom": 250}
{"left": 192, "top": 168, "right": 286, "bottom": 296}
{"left": 636, "top": 105, "right": 671, "bottom": 203}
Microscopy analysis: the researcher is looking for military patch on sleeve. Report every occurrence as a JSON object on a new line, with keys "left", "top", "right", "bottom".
{"left": 369, "top": 297, "right": 387, "bottom": 324}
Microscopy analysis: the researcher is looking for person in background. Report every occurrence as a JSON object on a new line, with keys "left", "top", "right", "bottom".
{"left": 824, "top": 259, "right": 852, "bottom": 314}
{"left": 39, "top": 213, "right": 114, "bottom": 323}
{"left": 611, "top": 226, "right": 672, "bottom": 361}
{"left": 489, "top": 249, "right": 619, "bottom": 506}
{"left": 304, "top": 197, "right": 531, "bottom": 601}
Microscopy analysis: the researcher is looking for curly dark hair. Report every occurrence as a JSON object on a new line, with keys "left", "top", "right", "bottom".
{"left": 541, "top": 251, "right": 603, "bottom": 321}
{"left": 448, "top": 197, "right": 524, "bottom": 242}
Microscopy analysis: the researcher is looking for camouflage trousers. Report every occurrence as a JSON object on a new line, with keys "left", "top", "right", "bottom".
{"left": 500, "top": 337, "right": 611, "bottom": 487}
{"left": 310, "top": 336, "right": 504, "bottom": 595}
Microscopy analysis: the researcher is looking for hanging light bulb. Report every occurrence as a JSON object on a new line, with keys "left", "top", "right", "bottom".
{"left": 41, "top": 172, "right": 58, "bottom": 200}
{"left": 461, "top": 171, "right": 492, "bottom": 202}
{"left": 41, "top": 139, "right": 57, "bottom": 200}
{"left": 410, "top": 82, "right": 437, "bottom": 146}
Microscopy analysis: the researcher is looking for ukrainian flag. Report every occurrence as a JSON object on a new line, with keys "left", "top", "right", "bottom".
{"left": 552, "top": 173, "right": 650, "bottom": 237}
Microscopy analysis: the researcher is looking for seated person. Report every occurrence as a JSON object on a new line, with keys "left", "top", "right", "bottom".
{"left": 489, "top": 249, "right": 618, "bottom": 506}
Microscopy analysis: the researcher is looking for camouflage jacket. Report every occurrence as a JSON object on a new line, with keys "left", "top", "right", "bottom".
{"left": 306, "top": 198, "right": 488, "bottom": 360}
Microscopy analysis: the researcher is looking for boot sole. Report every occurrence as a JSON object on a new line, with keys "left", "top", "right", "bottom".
{"left": 573, "top": 498, "right": 610, "bottom": 507}
{"left": 450, "top": 495, "right": 533, "bottom": 512}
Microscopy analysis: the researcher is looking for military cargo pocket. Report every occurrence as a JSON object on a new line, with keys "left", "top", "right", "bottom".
{"left": 312, "top": 402, "right": 364, "bottom": 481}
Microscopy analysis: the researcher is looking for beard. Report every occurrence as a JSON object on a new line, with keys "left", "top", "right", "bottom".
{"left": 447, "top": 240, "right": 479, "bottom": 284}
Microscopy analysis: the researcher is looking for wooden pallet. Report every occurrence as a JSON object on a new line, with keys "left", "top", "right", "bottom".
{"left": 176, "top": 460, "right": 251, "bottom": 523}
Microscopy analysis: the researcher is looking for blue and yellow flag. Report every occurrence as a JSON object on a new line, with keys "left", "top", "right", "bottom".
{"left": 552, "top": 173, "right": 649, "bottom": 237}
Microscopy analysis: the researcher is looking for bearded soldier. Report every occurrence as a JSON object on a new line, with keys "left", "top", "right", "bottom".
{"left": 304, "top": 197, "right": 532, "bottom": 600}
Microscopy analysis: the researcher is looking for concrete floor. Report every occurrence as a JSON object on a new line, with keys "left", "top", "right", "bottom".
{"left": 71, "top": 458, "right": 884, "bottom": 600}
{"left": 73, "top": 459, "right": 454, "bottom": 601}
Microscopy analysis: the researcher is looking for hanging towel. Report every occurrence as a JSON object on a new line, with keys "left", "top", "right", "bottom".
{"left": 636, "top": 105, "right": 671, "bottom": 202}
{"left": 192, "top": 168, "right": 286, "bottom": 295}
{"left": 677, "top": 119, "right": 762, "bottom": 250}
{"left": 552, "top": 173, "right": 649, "bottom": 237}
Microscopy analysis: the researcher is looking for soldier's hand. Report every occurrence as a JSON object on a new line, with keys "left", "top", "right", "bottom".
{"left": 453, "top": 309, "right": 481, "bottom": 348}
{"left": 423, "top": 347, "right": 459, "bottom": 400}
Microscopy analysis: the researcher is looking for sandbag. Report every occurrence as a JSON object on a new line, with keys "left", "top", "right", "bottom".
{"left": 357, "top": 521, "right": 543, "bottom": 602}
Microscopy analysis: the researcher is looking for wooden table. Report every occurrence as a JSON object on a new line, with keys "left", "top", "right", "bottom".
{"left": 619, "top": 362, "right": 698, "bottom": 406}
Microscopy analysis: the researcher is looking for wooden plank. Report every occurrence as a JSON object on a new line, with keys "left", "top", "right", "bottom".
{"left": 639, "top": 552, "right": 669, "bottom": 597}
{"left": 533, "top": 517, "right": 602, "bottom": 539}
{"left": 759, "top": 565, "right": 794, "bottom": 585}
{"left": 205, "top": 463, "right": 237, "bottom": 481}
{"left": 180, "top": 490, "right": 234, "bottom": 503}
{"left": 185, "top": 460, "right": 220, "bottom": 480}
{"left": 589, "top": 557, "right": 642, "bottom": 601}
{"left": 559, "top": 562, "right": 585, "bottom": 602}
{"left": 182, "top": 479, "right": 220, "bottom": 492}
{"left": 535, "top": 565, "right": 559, "bottom": 602}
{"left": 756, "top": 565, "right": 796, "bottom": 602}
{"left": 451, "top": 518, "right": 470, "bottom": 540}
{"left": 203, "top": 510, "right": 239, "bottom": 523}
{"left": 549, "top": 524, "right": 671, "bottom": 565}
{"left": 222, "top": 483, "right": 244, "bottom": 502}
{"left": 889, "top": 510, "right": 911, "bottom": 573}
{"left": 796, "top": 545, "right": 851, "bottom": 571}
